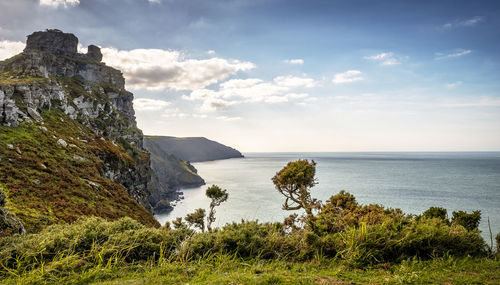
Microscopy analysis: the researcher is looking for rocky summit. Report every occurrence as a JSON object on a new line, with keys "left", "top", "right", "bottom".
{"left": 0, "top": 30, "right": 167, "bottom": 234}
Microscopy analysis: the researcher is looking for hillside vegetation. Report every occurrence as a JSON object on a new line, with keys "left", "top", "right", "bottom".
{"left": 0, "top": 188, "right": 498, "bottom": 284}
{"left": 0, "top": 109, "right": 159, "bottom": 233}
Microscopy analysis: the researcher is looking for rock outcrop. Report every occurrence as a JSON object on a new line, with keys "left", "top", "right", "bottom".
{"left": 0, "top": 185, "right": 26, "bottom": 237}
{"left": 0, "top": 29, "right": 159, "bottom": 232}
{"left": 144, "top": 138, "right": 205, "bottom": 213}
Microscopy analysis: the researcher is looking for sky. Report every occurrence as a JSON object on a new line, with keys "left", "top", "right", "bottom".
{"left": 1, "top": 0, "right": 500, "bottom": 152}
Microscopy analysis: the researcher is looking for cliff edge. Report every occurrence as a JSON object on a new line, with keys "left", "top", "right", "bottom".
{"left": 0, "top": 29, "right": 160, "bottom": 233}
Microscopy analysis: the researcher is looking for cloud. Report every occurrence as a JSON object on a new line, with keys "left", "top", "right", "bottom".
{"left": 148, "top": 0, "right": 161, "bottom": 3}
{"left": 133, "top": 98, "right": 171, "bottom": 111}
{"left": 446, "top": 81, "right": 463, "bottom": 89}
{"left": 183, "top": 75, "right": 317, "bottom": 111}
{"left": 39, "top": 0, "right": 80, "bottom": 8}
{"left": 442, "top": 16, "right": 484, "bottom": 29}
{"left": 216, "top": 116, "right": 241, "bottom": 121}
{"left": 364, "top": 52, "right": 400, "bottom": 66}
{"left": 207, "top": 50, "right": 216, "bottom": 55}
{"left": 332, "top": 70, "right": 363, "bottom": 84}
{"left": 435, "top": 49, "right": 472, "bottom": 60}
{"left": 0, "top": 40, "right": 24, "bottom": 61}
{"left": 101, "top": 47, "right": 255, "bottom": 90}
{"left": 284, "top": 59, "right": 304, "bottom": 65}
{"left": 441, "top": 97, "right": 500, "bottom": 108}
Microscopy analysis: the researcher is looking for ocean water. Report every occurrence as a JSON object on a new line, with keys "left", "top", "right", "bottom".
{"left": 156, "top": 152, "right": 500, "bottom": 239}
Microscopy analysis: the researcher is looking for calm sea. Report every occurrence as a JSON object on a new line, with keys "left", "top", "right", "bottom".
{"left": 156, "top": 152, "right": 500, "bottom": 239}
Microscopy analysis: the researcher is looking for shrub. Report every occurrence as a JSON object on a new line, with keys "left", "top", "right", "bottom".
{"left": 451, "top": 210, "right": 481, "bottom": 231}
{"left": 423, "top": 207, "right": 448, "bottom": 221}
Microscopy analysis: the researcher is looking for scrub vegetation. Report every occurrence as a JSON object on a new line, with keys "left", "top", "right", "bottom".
{"left": 0, "top": 160, "right": 498, "bottom": 284}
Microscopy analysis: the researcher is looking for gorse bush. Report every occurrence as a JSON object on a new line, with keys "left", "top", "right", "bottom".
{"left": 0, "top": 191, "right": 489, "bottom": 278}
{"left": 451, "top": 210, "right": 481, "bottom": 231}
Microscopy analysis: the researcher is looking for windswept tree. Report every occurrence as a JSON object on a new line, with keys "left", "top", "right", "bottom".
{"left": 272, "top": 160, "right": 320, "bottom": 226}
{"left": 205, "top": 185, "right": 229, "bottom": 232}
{"left": 185, "top": 208, "right": 206, "bottom": 232}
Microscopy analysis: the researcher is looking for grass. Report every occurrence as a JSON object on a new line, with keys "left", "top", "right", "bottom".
{"left": 0, "top": 71, "right": 47, "bottom": 84}
{"left": 0, "top": 109, "right": 159, "bottom": 233}
{"left": 1, "top": 253, "right": 498, "bottom": 284}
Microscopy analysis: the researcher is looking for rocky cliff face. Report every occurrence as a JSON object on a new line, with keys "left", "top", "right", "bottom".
{"left": 0, "top": 29, "right": 159, "bottom": 232}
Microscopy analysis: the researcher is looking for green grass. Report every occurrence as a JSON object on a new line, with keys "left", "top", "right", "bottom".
{"left": 1, "top": 253, "right": 498, "bottom": 284}
{"left": 0, "top": 71, "right": 46, "bottom": 84}
{"left": 0, "top": 109, "right": 159, "bottom": 233}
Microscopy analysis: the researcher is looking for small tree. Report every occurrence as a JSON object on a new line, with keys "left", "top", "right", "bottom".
{"left": 206, "top": 185, "right": 228, "bottom": 232}
{"left": 272, "top": 160, "right": 320, "bottom": 226}
{"left": 452, "top": 210, "right": 481, "bottom": 231}
{"left": 185, "top": 208, "right": 206, "bottom": 232}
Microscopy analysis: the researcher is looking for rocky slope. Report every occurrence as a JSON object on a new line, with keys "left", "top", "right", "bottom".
{"left": 144, "top": 136, "right": 243, "bottom": 162}
{"left": 0, "top": 29, "right": 161, "bottom": 234}
{"left": 144, "top": 138, "right": 205, "bottom": 213}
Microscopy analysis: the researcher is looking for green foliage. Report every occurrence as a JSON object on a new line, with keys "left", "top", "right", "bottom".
{"left": 423, "top": 206, "right": 448, "bottom": 220}
{"left": 272, "top": 160, "right": 321, "bottom": 232}
{"left": 0, "top": 109, "right": 158, "bottom": 232}
{"left": 496, "top": 233, "right": 500, "bottom": 252}
{"left": 206, "top": 185, "right": 229, "bottom": 232}
{"left": 185, "top": 208, "right": 206, "bottom": 232}
{"left": 452, "top": 210, "right": 481, "bottom": 231}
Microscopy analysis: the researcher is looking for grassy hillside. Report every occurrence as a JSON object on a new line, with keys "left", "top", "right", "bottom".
{"left": 0, "top": 109, "right": 159, "bottom": 233}
{"left": 144, "top": 136, "right": 243, "bottom": 162}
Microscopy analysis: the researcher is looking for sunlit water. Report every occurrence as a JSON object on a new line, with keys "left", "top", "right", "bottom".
{"left": 156, "top": 152, "right": 500, "bottom": 239}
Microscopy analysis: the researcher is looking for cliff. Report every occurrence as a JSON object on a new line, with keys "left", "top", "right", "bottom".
{"left": 0, "top": 29, "right": 160, "bottom": 234}
{"left": 144, "top": 138, "right": 205, "bottom": 213}
{"left": 144, "top": 136, "right": 244, "bottom": 162}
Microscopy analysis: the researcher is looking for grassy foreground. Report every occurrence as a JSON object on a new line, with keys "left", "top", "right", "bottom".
{"left": 1, "top": 254, "right": 499, "bottom": 284}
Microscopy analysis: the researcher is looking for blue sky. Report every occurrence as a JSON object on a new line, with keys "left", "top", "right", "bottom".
{"left": 1, "top": 0, "right": 499, "bottom": 151}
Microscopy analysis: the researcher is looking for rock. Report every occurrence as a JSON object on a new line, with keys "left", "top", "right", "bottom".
{"left": 39, "top": 163, "right": 47, "bottom": 169}
{"left": 73, "top": 154, "right": 85, "bottom": 161}
{"left": 32, "top": 179, "right": 41, "bottom": 185}
{"left": 24, "top": 29, "right": 78, "bottom": 56}
{"left": 57, "top": 138, "right": 67, "bottom": 147}
{"left": 6, "top": 144, "right": 14, "bottom": 150}
{"left": 86, "top": 45, "right": 102, "bottom": 61}
{"left": 27, "top": 107, "right": 43, "bottom": 122}
{"left": 38, "top": 126, "right": 48, "bottom": 132}
{"left": 0, "top": 187, "right": 26, "bottom": 236}
{"left": 15, "top": 147, "right": 22, "bottom": 155}
{"left": 153, "top": 200, "right": 174, "bottom": 214}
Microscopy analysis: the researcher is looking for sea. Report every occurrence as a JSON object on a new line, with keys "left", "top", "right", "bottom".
{"left": 156, "top": 152, "right": 500, "bottom": 240}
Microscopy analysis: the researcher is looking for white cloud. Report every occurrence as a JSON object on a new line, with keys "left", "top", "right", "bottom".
{"left": 273, "top": 75, "right": 317, "bottom": 88}
{"left": 183, "top": 75, "right": 317, "bottom": 111}
{"left": 446, "top": 81, "right": 463, "bottom": 89}
{"left": 332, "top": 70, "right": 363, "bottom": 84}
{"left": 216, "top": 116, "right": 241, "bottom": 121}
{"left": 133, "top": 98, "right": 171, "bottom": 111}
{"left": 442, "top": 16, "right": 484, "bottom": 29}
{"left": 435, "top": 49, "right": 472, "bottom": 60}
{"left": 441, "top": 97, "right": 500, "bottom": 108}
{"left": 284, "top": 59, "right": 304, "bottom": 65}
{"left": 101, "top": 47, "right": 255, "bottom": 90}
{"left": 207, "top": 50, "right": 216, "bottom": 55}
{"left": 364, "top": 52, "right": 400, "bottom": 66}
{"left": 0, "top": 40, "right": 25, "bottom": 61}
{"left": 39, "top": 0, "right": 80, "bottom": 8}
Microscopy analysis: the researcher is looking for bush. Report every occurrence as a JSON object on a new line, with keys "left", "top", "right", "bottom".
{"left": 451, "top": 210, "right": 481, "bottom": 231}
{"left": 423, "top": 207, "right": 448, "bottom": 221}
